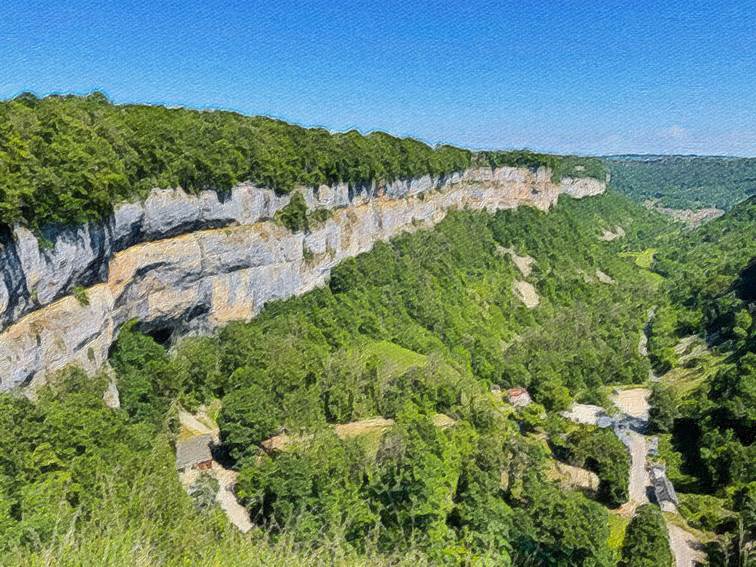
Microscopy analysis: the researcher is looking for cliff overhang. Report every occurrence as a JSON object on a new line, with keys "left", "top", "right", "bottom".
{"left": 0, "top": 166, "right": 605, "bottom": 390}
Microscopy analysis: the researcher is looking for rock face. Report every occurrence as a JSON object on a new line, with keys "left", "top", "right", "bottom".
{"left": 0, "top": 166, "right": 605, "bottom": 391}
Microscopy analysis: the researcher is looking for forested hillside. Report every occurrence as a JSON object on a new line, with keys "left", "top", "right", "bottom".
{"left": 1, "top": 94, "right": 752, "bottom": 564}
{"left": 649, "top": 196, "right": 756, "bottom": 368}
{"left": 0, "top": 191, "right": 671, "bottom": 565}
{"left": 604, "top": 155, "right": 756, "bottom": 211}
{"left": 646, "top": 197, "right": 755, "bottom": 564}
{"left": 0, "top": 93, "right": 603, "bottom": 229}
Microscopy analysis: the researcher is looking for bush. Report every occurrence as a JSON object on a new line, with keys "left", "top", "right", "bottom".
{"left": 619, "top": 504, "right": 673, "bottom": 567}
{"left": 555, "top": 426, "right": 630, "bottom": 507}
{"left": 678, "top": 493, "right": 735, "bottom": 533}
{"left": 648, "top": 384, "right": 677, "bottom": 433}
{"left": 276, "top": 192, "right": 309, "bottom": 232}
{"left": 218, "top": 382, "right": 279, "bottom": 463}
{"left": 188, "top": 472, "right": 219, "bottom": 512}
{"left": 236, "top": 430, "right": 376, "bottom": 543}
{"left": 72, "top": 285, "right": 89, "bottom": 306}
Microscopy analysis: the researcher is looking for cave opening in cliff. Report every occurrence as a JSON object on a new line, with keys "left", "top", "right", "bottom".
{"left": 146, "top": 327, "right": 174, "bottom": 347}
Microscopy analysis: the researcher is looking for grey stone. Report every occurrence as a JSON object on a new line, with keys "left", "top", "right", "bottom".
{"left": 0, "top": 167, "right": 606, "bottom": 391}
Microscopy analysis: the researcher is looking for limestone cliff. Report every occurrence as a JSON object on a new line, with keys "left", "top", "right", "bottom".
{"left": 0, "top": 166, "right": 605, "bottom": 390}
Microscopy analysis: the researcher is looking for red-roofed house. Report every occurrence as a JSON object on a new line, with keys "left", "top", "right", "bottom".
{"left": 507, "top": 388, "right": 532, "bottom": 407}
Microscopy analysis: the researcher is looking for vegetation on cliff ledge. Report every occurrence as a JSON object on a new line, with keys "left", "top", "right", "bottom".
{"left": 0, "top": 92, "right": 605, "bottom": 229}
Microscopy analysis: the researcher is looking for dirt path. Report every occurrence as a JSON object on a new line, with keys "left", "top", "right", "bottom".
{"left": 179, "top": 462, "right": 252, "bottom": 533}
{"left": 668, "top": 523, "right": 706, "bottom": 567}
{"left": 625, "top": 430, "right": 651, "bottom": 508}
{"left": 213, "top": 464, "right": 253, "bottom": 533}
{"left": 177, "top": 409, "right": 251, "bottom": 532}
{"left": 611, "top": 388, "right": 704, "bottom": 565}
{"left": 560, "top": 403, "right": 606, "bottom": 425}
{"left": 178, "top": 408, "right": 219, "bottom": 441}
{"left": 513, "top": 280, "right": 539, "bottom": 308}
{"left": 498, "top": 246, "right": 535, "bottom": 277}
{"left": 612, "top": 388, "right": 650, "bottom": 421}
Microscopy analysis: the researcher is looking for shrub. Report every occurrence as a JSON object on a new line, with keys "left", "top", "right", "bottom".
{"left": 189, "top": 473, "right": 219, "bottom": 512}
{"left": 218, "top": 383, "right": 279, "bottom": 463}
{"left": 619, "top": 504, "right": 673, "bottom": 567}
{"left": 648, "top": 384, "right": 677, "bottom": 433}
{"left": 678, "top": 493, "right": 735, "bottom": 533}
{"left": 276, "top": 192, "right": 309, "bottom": 232}
{"left": 72, "top": 285, "right": 89, "bottom": 306}
{"left": 555, "top": 426, "right": 630, "bottom": 507}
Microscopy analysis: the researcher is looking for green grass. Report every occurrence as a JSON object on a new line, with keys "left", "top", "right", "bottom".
{"left": 662, "top": 512, "right": 716, "bottom": 544}
{"left": 361, "top": 340, "right": 428, "bottom": 379}
{"left": 351, "top": 428, "right": 390, "bottom": 461}
{"left": 607, "top": 512, "right": 630, "bottom": 550}
{"left": 619, "top": 249, "right": 664, "bottom": 290}
{"left": 660, "top": 352, "right": 724, "bottom": 398}
{"left": 639, "top": 269, "right": 665, "bottom": 291}
{"left": 677, "top": 493, "right": 736, "bottom": 534}
{"left": 205, "top": 398, "right": 223, "bottom": 423}
{"left": 634, "top": 248, "right": 656, "bottom": 269}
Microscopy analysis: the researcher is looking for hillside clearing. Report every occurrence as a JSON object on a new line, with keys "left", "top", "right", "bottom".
{"left": 513, "top": 280, "right": 540, "bottom": 308}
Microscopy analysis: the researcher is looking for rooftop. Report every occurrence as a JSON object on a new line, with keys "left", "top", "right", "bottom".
{"left": 176, "top": 434, "right": 213, "bottom": 470}
{"left": 650, "top": 465, "right": 678, "bottom": 505}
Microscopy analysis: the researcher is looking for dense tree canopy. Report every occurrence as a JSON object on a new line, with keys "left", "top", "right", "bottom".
{"left": 0, "top": 190, "right": 667, "bottom": 564}
{"left": 649, "top": 196, "right": 756, "bottom": 371}
{"left": 644, "top": 196, "right": 755, "bottom": 564}
{"left": 605, "top": 155, "right": 756, "bottom": 210}
{"left": 0, "top": 93, "right": 605, "bottom": 229}
{"left": 3, "top": 99, "right": 755, "bottom": 565}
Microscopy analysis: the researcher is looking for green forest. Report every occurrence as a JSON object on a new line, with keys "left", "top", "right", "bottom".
{"left": 0, "top": 93, "right": 603, "bottom": 230}
{"left": 644, "top": 196, "right": 755, "bottom": 565}
{"left": 605, "top": 155, "right": 756, "bottom": 211}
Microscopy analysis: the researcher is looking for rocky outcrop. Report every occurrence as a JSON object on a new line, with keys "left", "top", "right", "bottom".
{"left": 0, "top": 166, "right": 605, "bottom": 390}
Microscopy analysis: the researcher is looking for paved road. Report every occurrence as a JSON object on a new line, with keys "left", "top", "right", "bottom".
{"left": 625, "top": 430, "right": 651, "bottom": 507}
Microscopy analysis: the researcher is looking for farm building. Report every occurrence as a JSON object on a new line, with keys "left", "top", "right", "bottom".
{"left": 650, "top": 465, "right": 678, "bottom": 512}
{"left": 507, "top": 388, "right": 532, "bottom": 407}
{"left": 176, "top": 434, "right": 214, "bottom": 471}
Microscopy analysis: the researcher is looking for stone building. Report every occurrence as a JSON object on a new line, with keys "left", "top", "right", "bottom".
{"left": 176, "top": 434, "right": 214, "bottom": 471}
{"left": 650, "top": 464, "right": 678, "bottom": 513}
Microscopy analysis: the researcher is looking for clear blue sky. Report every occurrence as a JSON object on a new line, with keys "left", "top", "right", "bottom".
{"left": 2, "top": 1, "right": 755, "bottom": 156}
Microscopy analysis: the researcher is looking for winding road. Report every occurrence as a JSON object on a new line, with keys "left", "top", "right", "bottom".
{"left": 611, "top": 389, "right": 705, "bottom": 567}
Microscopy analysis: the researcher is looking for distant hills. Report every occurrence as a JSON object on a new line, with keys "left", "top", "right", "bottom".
{"left": 603, "top": 155, "right": 756, "bottom": 211}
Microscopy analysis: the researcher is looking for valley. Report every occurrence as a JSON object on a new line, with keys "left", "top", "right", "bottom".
{"left": 0, "top": 96, "right": 752, "bottom": 567}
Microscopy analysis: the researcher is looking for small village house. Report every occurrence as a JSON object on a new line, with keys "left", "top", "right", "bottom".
{"left": 176, "top": 434, "right": 214, "bottom": 471}
{"left": 507, "top": 387, "right": 532, "bottom": 407}
{"left": 650, "top": 465, "right": 678, "bottom": 513}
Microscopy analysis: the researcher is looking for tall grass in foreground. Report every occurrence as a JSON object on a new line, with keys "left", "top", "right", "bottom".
{"left": 4, "top": 439, "right": 430, "bottom": 567}
{"left": 8, "top": 524, "right": 431, "bottom": 567}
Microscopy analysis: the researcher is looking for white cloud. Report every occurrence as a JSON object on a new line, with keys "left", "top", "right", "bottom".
{"left": 657, "top": 124, "right": 689, "bottom": 141}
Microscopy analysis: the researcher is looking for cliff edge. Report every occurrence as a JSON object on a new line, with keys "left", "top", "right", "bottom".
{"left": 0, "top": 166, "right": 605, "bottom": 390}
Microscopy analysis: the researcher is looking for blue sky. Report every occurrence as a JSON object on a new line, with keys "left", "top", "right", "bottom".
{"left": 1, "top": 1, "right": 754, "bottom": 155}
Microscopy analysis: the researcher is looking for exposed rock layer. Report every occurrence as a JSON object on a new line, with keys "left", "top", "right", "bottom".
{"left": 0, "top": 167, "right": 605, "bottom": 390}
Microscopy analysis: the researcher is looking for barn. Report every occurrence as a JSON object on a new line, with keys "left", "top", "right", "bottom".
{"left": 176, "top": 434, "right": 214, "bottom": 471}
